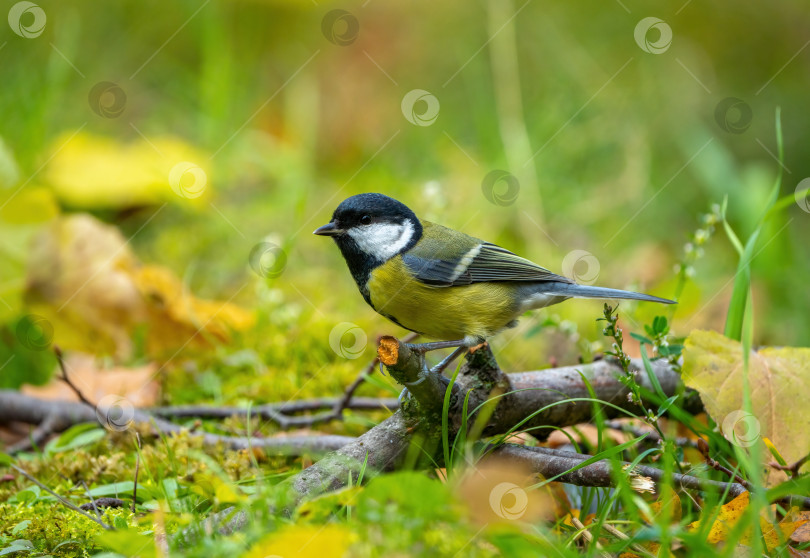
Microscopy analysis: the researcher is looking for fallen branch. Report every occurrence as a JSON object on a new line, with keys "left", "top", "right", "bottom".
{"left": 150, "top": 397, "right": 399, "bottom": 429}
{"left": 494, "top": 444, "right": 810, "bottom": 510}
{"left": 182, "top": 341, "right": 700, "bottom": 541}
{"left": 0, "top": 391, "right": 354, "bottom": 455}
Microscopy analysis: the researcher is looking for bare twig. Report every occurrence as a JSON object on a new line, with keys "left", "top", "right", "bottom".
{"left": 696, "top": 438, "right": 753, "bottom": 490}
{"left": 494, "top": 444, "right": 810, "bottom": 509}
{"left": 331, "top": 332, "right": 418, "bottom": 420}
{"left": 54, "top": 346, "right": 94, "bottom": 408}
{"left": 603, "top": 419, "right": 698, "bottom": 449}
{"left": 569, "top": 516, "right": 610, "bottom": 557}
{"left": 601, "top": 523, "right": 656, "bottom": 558}
{"left": 9, "top": 464, "right": 113, "bottom": 530}
{"left": 0, "top": 391, "right": 355, "bottom": 456}
{"left": 133, "top": 433, "right": 141, "bottom": 514}
{"left": 768, "top": 451, "right": 810, "bottom": 478}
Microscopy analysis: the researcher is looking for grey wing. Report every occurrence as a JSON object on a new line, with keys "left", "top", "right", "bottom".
{"left": 402, "top": 242, "right": 572, "bottom": 287}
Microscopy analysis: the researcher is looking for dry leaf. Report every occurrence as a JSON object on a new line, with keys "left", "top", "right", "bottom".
{"left": 682, "top": 330, "right": 810, "bottom": 484}
{"left": 790, "top": 511, "right": 810, "bottom": 544}
{"left": 25, "top": 214, "right": 254, "bottom": 361}
{"left": 21, "top": 352, "right": 159, "bottom": 407}
{"left": 688, "top": 492, "right": 802, "bottom": 550}
{"left": 688, "top": 491, "right": 750, "bottom": 544}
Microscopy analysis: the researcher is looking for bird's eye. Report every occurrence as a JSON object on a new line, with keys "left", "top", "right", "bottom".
{"left": 360, "top": 215, "right": 372, "bottom": 225}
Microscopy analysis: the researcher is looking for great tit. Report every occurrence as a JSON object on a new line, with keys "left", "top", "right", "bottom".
{"left": 314, "top": 193, "right": 674, "bottom": 378}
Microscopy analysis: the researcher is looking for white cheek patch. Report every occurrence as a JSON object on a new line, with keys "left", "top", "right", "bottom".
{"left": 347, "top": 221, "right": 415, "bottom": 260}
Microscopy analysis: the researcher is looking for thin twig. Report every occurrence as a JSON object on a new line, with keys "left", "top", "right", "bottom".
{"left": 79, "top": 479, "right": 104, "bottom": 522}
{"left": 768, "top": 451, "right": 810, "bottom": 478}
{"left": 696, "top": 438, "right": 753, "bottom": 490}
{"left": 604, "top": 420, "right": 698, "bottom": 449}
{"left": 132, "top": 433, "right": 141, "bottom": 514}
{"left": 601, "top": 523, "right": 656, "bottom": 558}
{"left": 569, "top": 516, "right": 610, "bottom": 558}
{"left": 54, "top": 346, "right": 95, "bottom": 408}
{"left": 10, "top": 464, "right": 113, "bottom": 530}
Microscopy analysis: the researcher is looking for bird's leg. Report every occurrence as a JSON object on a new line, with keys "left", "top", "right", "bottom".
{"left": 429, "top": 345, "right": 468, "bottom": 376}
{"left": 404, "top": 339, "right": 470, "bottom": 353}
{"left": 399, "top": 340, "right": 470, "bottom": 401}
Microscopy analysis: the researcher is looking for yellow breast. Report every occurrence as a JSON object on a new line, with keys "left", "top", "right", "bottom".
{"left": 367, "top": 256, "right": 521, "bottom": 341}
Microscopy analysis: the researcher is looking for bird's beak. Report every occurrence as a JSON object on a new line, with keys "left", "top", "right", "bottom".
{"left": 313, "top": 221, "right": 344, "bottom": 237}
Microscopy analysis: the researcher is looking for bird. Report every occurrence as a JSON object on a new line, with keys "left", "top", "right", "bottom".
{"left": 314, "top": 193, "right": 674, "bottom": 387}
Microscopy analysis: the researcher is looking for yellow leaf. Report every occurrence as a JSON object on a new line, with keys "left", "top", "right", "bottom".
{"left": 243, "top": 524, "right": 356, "bottom": 558}
{"left": 682, "top": 330, "right": 810, "bottom": 484}
{"left": 130, "top": 265, "right": 255, "bottom": 357}
{"left": 25, "top": 214, "right": 253, "bottom": 360}
{"left": 687, "top": 491, "right": 800, "bottom": 550}
{"left": 688, "top": 491, "right": 750, "bottom": 544}
{"left": 44, "top": 132, "right": 210, "bottom": 209}
{"left": 646, "top": 485, "right": 681, "bottom": 524}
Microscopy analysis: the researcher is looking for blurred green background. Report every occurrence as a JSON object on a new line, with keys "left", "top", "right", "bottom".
{"left": 1, "top": 0, "right": 809, "bottom": 395}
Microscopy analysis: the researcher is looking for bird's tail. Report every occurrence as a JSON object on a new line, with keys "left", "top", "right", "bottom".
{"left": 541, "top": 281, "right": 675, "bottom": 304}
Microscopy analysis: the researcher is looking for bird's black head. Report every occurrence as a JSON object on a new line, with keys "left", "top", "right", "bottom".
{"left": 313, "top": 193, "right": 423, "bottom": 296}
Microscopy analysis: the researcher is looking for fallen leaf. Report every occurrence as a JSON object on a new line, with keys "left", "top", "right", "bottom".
{"left": 243, "top": 524, "right": 356, "bottom": 558}
{"left": 44, "top": 132, "right": 209, "bottom": 209}
{"left": 682, "top": 330, "right": 810, "bottom": 484}
{"left": 790, "top": 511, "right": 810, "bottom": 543}
{"left": 688, "top": 491, "right": 750, "bottom": 544}
{"left": 25, "top": 214, "right": 254, "bottom": 361}
{"left": 647, "top": 485, "right": 681, "bottom": 524}
{"left": 21, "top": 352, "right": 159, "bottom": 407}
{"left": 688, "top": 492, "right": 802, "bottom": 550}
